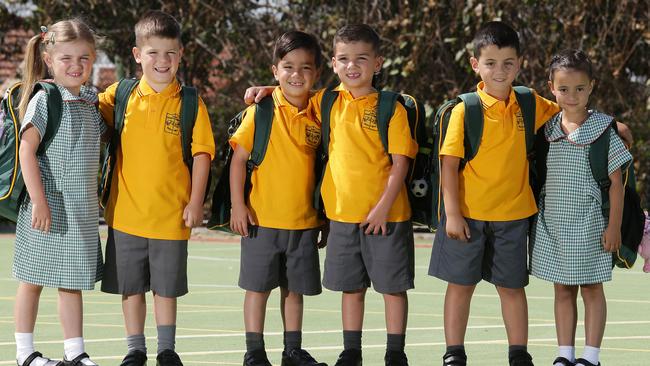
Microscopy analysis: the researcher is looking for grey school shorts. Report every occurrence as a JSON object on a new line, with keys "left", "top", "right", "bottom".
{"left": 322, "top": 220, "right": 415, "bottom": 294}
{"left": 238, "top": 226, "right": 322, "bottom": 295}
{"left": 428, "top": 215, "right": 530, "bottom": 288}
{"left": 101, "top": 228, "right": 188, "bottom": 297}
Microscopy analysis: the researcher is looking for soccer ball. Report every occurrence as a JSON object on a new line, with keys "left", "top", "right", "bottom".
{"left": 410, "top": 179, "right": 428, "bottom": 198}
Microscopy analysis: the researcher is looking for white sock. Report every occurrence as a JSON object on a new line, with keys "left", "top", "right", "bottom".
{"left": 558, "top": 345, "right": 575, "bottom": 362}
{"left": 63, "top": 337, "right": 85, "bottom": 361}
{"left": 580, "top": 346, "right": 600, "bottom": 365}
{"left": 15, "top": 333, "right": 35, "bottom": 364}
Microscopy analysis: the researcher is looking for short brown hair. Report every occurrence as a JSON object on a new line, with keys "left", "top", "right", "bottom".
{"left": 273, "top": 31, "right": 323, "bottom": 69}
{"left": 134, "top": 10, "right": 181, "bottom": 46}
{"left": 333, "top": 24, "right": 381, "bottom": 54}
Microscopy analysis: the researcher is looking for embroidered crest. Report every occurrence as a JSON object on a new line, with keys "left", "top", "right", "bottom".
{"left": 164, "top": 113, "right": 180, "bottom": 135}
{"left": 362, "top": 108, "right": 377, "bottom": 131}
{"left": 515, "top": 110, "right": 525, "bottom": 131}
{"left": 305, "top": 125, "right": 321, "bottom": 148}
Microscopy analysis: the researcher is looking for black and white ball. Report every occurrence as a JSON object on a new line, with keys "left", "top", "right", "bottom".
{"left": 410, "top": 179, "right": 428, "bottom": 198}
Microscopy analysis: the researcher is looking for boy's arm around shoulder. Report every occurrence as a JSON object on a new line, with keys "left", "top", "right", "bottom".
{"left": 98, "top": 81, "right": 119, "bottom": 128}
{"left": 532, "top": 90, "right": 560, "bottom": 131}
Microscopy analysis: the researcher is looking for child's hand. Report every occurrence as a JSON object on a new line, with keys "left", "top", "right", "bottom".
{"left": 244, "top": 87, "right": 273, "bottom": 104}
{"left": 31, "top": 202, "right": 51, "bottom": 233}
{"left": 230, "top": 202, "right": 255, "bottom": 237}
{"left": 317, "top": 221, "right": 330, "bottom": 248}
{"left": 446, "top": 214, "right": 471, "bottom": 242}
{"left": 182, "top": 202, "right": 204, "bottom": 228}
{"left": 602, "top": 225, "right": 622, "bottom": 253}
{"left": 360, "top": 203, "right": 390, "bottom": 235}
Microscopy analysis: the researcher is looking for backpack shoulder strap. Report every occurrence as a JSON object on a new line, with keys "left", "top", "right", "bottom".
{"left": 114, "top": 78, "right": 139, "bottom": 135}
{"left": 377, "top": 90, "right": 401, "bottom": 154}
{"left": 320, "top": 86, "right": 339, "bottom": 155}
{"left": 249, "top": 95, "right": 274, "bottom": 167}
{"left": 513, "top": 86, "right": 536, "bottom": 156}
{"left": 458, "top": 92, "right": 483, "bottom": 161}
{"left": 589, "top": 119, "right": 614, "bottom": 216}
{"left": 180, "top": 85, "right": 199, "bottom": 168}
{"left": 34, "top": 81, "right": 62, "bottom": 155}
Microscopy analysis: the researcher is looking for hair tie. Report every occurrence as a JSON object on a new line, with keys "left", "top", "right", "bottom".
{"left": 40, "top": 26, "right": 47, "bottom": 41}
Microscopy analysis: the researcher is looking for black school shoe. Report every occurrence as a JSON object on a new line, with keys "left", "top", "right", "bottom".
{"left": 281, "top": 348, "right": 327, "bottom": 366}
{"left": 574, "top": 358, "right": 600, "bottom": 366}
{"left": 19, "top": 351, "right": 63, "bottom": 366}
{"left": 553, "top": 357, "right": 575, "bottom": 366}
{"left": 243, "top": 349, "right": 272, "bottom": 366}
{"left": 333, "top": 349, "right": 362, "bottom": 366}
{"left": 120, "top": 350, "right": 147, "bottom": 366}
{"left": 509, "top": 350, "right": 534, "bottom": 366}
{"left": 384, "top": 350, "right": 408, "bottom": 366}
{"left": 63, "top": 353, "right": 98, "bottom": 366}
{"left": 442, "top": 350, "right": 467, "bottom": 366}
{"left": 156, "top": 350, "right": 183, "bottom": 366}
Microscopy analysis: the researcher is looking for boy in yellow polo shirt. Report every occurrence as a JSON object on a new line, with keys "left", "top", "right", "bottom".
{"left": 98, "top": 11, "right": 214, "bottom": 366}
{"left": 428, "top": 22, "right": 559, "bottom": 366}
{"left": 247, "top": 24, "right": 418, "bottom": 366}
{"left": 229, "top": 31, "right": 327, "bottom": 366}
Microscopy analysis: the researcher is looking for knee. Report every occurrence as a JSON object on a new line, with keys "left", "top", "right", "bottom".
{"left": 580, "top": 283, "right": 604, "bottom": 300}
{"left": 555, "top": 284, "right": 578, "bottom": 301}
{"left": 496, "top": 286, "right": 525, "bottom": 299}
{"left": 18, "top": 282, "right": 43, "bottom": 295}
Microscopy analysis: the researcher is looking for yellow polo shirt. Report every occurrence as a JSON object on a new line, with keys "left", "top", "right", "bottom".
{"left": 440, "top": 81, "right": 559, "bottom": 221}
{"left": 99, "top": 78, "right": 215, "bottom": 240}
{"left": 311, "top": 85, "right": 418, "bottom": 223}
{"left": 230, "top": 87, "right": 322, "bottom": 230}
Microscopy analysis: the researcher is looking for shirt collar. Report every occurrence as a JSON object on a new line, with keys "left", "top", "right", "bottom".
{"left": 476, "top": 81, "right": 516, "bottom": 109}
{"left": 137, "top": 78, "right": 181, "bottom": 97}
{"left": 271, "top": 86, "right": 314, "bottom": 119}
{"left": 545, "top": 110, "right": 613, "bottom": 145}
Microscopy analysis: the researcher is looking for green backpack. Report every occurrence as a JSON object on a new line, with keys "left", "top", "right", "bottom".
{"left": 431, "top": 86, "right": 537, "bottom": 230}
{"left": 534, "top": 118, "right": 646, "bottom": 269}
{"left": 99, "top": 78, "right": 202, "bottom": 208}
{"left": 0, "top": 81, "right": 62, "bottom": 222}
{"left": 207, "top": 96, "right": 274, "bottom": 232}
{"left": 316, "top": 86, "right": 433, "bottom": 228}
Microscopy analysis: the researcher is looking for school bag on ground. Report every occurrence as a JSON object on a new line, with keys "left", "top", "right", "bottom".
{"left": 534, "top": 118, "right": 646, "bottom": 269}
{"left": 0, "top": 81, "right": 62, "bottom": 222}
{"left": 316, "top": 86, "right": 434, "bottom": 229}
{"left": 430, "top": 86, "right": 537, "bottom": 230}
{"left": 99, "top": 78, "right": 208, "bottom": 208}
{"left": 206, "top": 96, "right": 273, "bottom": 232}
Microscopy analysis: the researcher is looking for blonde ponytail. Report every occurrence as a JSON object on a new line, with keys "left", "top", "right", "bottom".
{"left": 18, "top": 34, "right": 47, "bottom": 121}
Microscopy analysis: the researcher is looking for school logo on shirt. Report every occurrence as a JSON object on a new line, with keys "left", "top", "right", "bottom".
{"left": 515, "top": 110, "right": 525, "bottom": 131}
{"left": 165, "top": 113, "right": 181, "bottom": 135}
{"left": 362, "top": 108, "right": 378, "bottom": 131}
{"left": 305, "top": 125, "right": 321, "bottom": 148}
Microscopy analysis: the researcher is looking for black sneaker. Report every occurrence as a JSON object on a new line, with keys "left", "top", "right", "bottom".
{"left": 281, "top": 348, "right": 327, "bottom": 366}
{"left": 442, "top": 350, "right": 467, "bottom": 366}
{"left": 574, "top": 359, "right": 600, "bottom": 366}
{"left": 120, "top": 350, "right": 147, "bottom": 366}
{"left": 243, "top": 349, "right": 272, "bottom": 366}
{"left": 63, "top": 353, "right": 98, "bottom": 366}
{"left": 553, "top": 357, "right": 575, "bottom": 366}
{"left": 509, "top": 350, "right": 534, "bottom": 366}
{"left": 156, "top": 350, "right": 183, "bottom": 366}
{"left": 384, "top": 350, "right": 408, "bottom": 366}
{"left": 333, "top": 349, "right": 361, "bottom": 366}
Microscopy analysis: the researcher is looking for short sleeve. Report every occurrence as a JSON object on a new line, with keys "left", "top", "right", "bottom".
{"left": 98, "top": 81, "right": 118, "bottom": 128}
{"left": 533, "top": 91, "right": 560, "bottom": 131}
{"left": 309, "top": 88, "right": 326, "bottom": 122}
{"left": 387, "top": 102, "right": 418, "bottom": 158}
{"left": 190, "top": 97, "right": 216, "bottom": 160}
{"left": 607, "top": 128, "right": 632, "bottom": 176}
{"left": 229, "top": 104, "right": 256, "bottom": 154}
{"left": 439, "top": 102, "right": 465, "bottom": 158}
{"left": 19, "top": 90, "right": 48, "bottom": 141}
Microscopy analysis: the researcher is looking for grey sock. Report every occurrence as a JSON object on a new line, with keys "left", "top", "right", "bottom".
{"left": 245, "top": 332, "right": 264, "bottom": 352}
{"left": 157, "top": 325, "right": 176, "bottom": 354}
{"left": 343, "top": 330, "right": 362, "bottom": 350}
{"left": 386, "top": 333, "right": 405, "bottom": 352}
{"left": 283, "top": 331, "right": 302, "bottom": 352}
{"left": 126, "top": 334, "right": 146, "bottom": 354}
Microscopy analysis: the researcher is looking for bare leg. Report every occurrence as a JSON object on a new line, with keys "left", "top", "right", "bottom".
{"left": 153, "top": 294, "right": 177, "bottom": 326}
{"left": 580, "top": 283, "right": 606, "bottom": 348}
{"left": 280, "top": 287, "right": 303, "bottom": 332}
{"left": 495, "top": 286, "right": 528, "bottom": 346}
{"left": 122, "top": 294, "right": 146, "bottom": 336}
{"left": 444, "top": 283, "right": 475, "bottom": 346}
{"left": 58, "top": 289, "right": 83, "bottom": 339}
{"left": 383, "top": 292, "right": 408, "bottom": 334}
{"left": 554, "top": 284, "right": 578, "bottom": 346}
{"left": 244, "top": 290, "right": 271, "bottom": 333}
{"left": 342, "top": 289, "right": 366, "bottom": 330}
{"left": 14, "top": 282, "right": 43, "bottom": 333}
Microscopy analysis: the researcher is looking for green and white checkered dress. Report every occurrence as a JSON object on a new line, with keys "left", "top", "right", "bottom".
{"left": 13, "top": 84, "right": 106, "bottom": 290}
{"left": 530, "top": 111, "right": 632, "bottom": 285}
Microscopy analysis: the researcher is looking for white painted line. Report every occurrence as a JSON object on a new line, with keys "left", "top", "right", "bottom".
{"left": 188, "top": 255, "right": 239, "bottom": 263}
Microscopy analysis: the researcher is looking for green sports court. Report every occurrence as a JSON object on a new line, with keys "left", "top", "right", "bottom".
{"left": 0, "top": 228, "right": 648, "bottom": 365}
